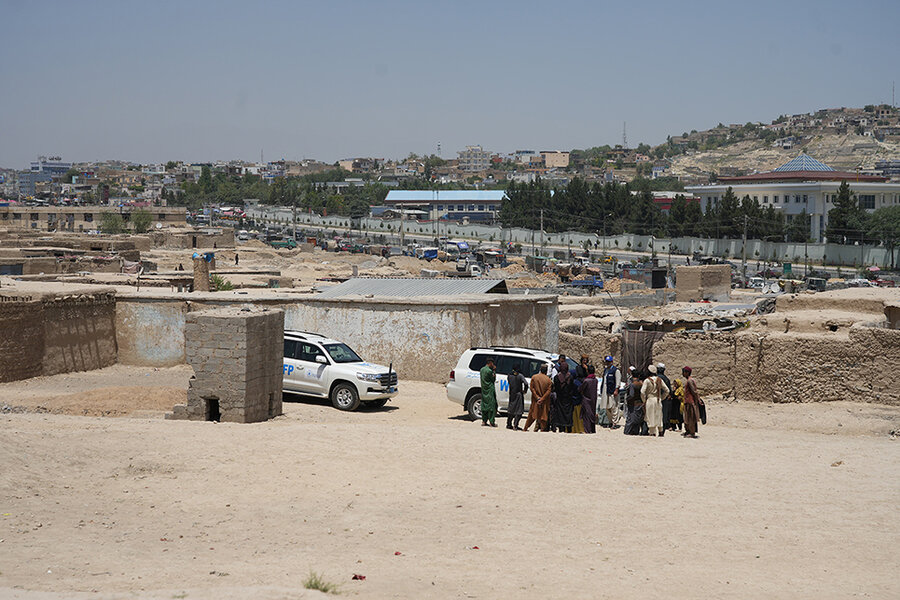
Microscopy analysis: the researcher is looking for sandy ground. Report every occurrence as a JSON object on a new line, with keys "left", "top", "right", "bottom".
{"left": 1, "top": 371, "right": 899, "bottom": 599}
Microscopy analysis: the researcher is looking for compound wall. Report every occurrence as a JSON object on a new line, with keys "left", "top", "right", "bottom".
{"left": 0, "top": 289, "right": 117, "bottom": 382}
{"left": 116, "top": 293, "right": 559, "bottom": 383}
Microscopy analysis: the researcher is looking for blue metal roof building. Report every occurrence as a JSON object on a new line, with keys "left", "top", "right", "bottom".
{"left": 383, "top": 190, "right": 507, "bottom": 222}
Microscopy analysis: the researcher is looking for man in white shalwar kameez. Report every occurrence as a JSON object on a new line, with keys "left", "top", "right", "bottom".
{"left": 641, "top": 364, "right": 670, "bottom": 436}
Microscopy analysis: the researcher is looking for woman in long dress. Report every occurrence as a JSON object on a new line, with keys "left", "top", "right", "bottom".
{"left": 641, "top": 364, "right": 670, "bottom": 437}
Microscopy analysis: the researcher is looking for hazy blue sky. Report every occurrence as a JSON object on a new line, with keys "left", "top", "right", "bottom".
{"left": 2, "top": 0, "right": 898, "bottom": 168}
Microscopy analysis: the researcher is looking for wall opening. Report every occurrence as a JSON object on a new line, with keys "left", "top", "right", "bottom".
{"left": 205, "top": 397, "right": 220, "bottom": 422}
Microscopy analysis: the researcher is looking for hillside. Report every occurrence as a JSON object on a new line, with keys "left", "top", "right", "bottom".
{"left": 655, "top": 105, "right": 900, "bottom": 181}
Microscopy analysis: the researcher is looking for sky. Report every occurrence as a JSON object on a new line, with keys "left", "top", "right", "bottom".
{"left": 1, "top": 0, "right": 899, "bottom": 168}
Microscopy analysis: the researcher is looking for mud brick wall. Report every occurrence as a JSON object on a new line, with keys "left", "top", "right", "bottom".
{"left": 732, "top": 326, "right": 900, "bottom": 406}
{"left": 41, "top": 292, "right": 118, "bottom": 377}
{"left": 0, "top": 297, "right": 45, "bottom": 382}
{"left": 675, "top": 265, "right": 731, "bottom": 302}
{"left": 0, "top": 291, "right": 117, "bottom": 383}
{"left": 171, "top": 307, "right": 284, "bottom": 423}
{"left": 559, "top": 331, "right": 621, "bottom": 368}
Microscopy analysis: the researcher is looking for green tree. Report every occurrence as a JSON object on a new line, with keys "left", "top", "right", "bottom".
{"left": 867, "top": 205, "right": 900, "bottom": 268}
{"left": 826, "top": 181, "right": 868, "bottom": 243}
{"left": 100, "top": 212, "right": 124, "bottom": 234}
{"left": 131, "top": 209, "right": 153, "bottom": 233}
{"left": 198, "top": 165, "right": 213, "bottom": 194}
{"left": 165, "top": 161, "right": 178, "bottom": 170}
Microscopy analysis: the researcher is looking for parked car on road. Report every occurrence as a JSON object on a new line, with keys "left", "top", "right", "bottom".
{"left": 446, "top": 347, "right": 577, "bottom": 420}
{"left": 283, "top": 331, "right": 398, "bottom": 411}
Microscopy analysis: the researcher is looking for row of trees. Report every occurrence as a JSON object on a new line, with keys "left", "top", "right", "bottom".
{"left": 500, "top": 178, "right": 900, "bottom": 255}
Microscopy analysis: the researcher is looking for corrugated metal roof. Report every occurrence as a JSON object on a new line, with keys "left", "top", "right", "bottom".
{"left": 316, "top": 277, "right": 508, "bottom": 298}
{"left": 385, "top": 190, "right": 507, "bottom": 202}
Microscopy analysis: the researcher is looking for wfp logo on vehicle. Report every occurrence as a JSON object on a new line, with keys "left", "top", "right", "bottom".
{"left": 283, "top": 364, "right": 294, "bottom": 375}
{"left": 499, "top": 379, "right": 509, "bottom": 392}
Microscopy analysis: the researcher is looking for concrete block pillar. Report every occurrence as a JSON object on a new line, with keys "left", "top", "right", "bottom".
{"left": 193, "top": 257, "right": 210, "bottom": 292}
{"left": 167, "top": 306, "right": 284, "bottom": 423}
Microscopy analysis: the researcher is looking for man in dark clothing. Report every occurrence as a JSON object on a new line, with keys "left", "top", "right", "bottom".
{"left": 682, "top": 366, "right": 700, "bottom": 438}
{"left": 506, "top": 363, "right": 528, "bottom": 430}
{"left": 656, "top": 363, "right": 672, "bottom": 437}
{"left": 623, "top": 370, "right": 644, "bottom": 435}
{"left": 578, "top": 365, "right": 598, "bottom": 434}
{"left": 550, "top": 358, "right": 574, "bottom": 433}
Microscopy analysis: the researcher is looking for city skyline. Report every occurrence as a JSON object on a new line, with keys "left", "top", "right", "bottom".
{"left": 1, "top": 0, "right": 898, "bottom": 168}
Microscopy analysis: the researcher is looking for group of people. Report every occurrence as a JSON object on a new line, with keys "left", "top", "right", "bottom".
{"left": 478, "top": 354, "right": 702, "bottom": 438}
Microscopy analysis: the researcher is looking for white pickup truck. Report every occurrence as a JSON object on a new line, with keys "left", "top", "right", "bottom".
{"left": 282, "top": 331, "right": 398, "bottom": 411}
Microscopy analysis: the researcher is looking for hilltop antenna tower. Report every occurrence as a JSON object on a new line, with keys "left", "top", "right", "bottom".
{"left": 623, "top": 122, "right": 628, "bottom": 149}
{"left": 437, "top": 142, "right": 441, "bottom": 157}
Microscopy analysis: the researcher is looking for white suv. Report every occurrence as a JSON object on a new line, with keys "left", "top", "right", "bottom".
{"left": 283, "top": 331, "right": 399, "bottom": 411}
{"left": 446, "top": 347, "right": 577, "bottom": 420}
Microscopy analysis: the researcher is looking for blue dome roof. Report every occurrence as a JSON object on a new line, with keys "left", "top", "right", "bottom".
{"left": 773, "top": 154, "right": 835, "bottom": 172}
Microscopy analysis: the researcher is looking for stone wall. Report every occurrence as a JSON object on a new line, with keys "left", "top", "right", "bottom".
{"left": 169, "top": 307, "right": 284, "bottom": 423}
{"left": 0, "top": 289, "right": 117, "bottom": 382}
{"left": 675, "top": 265, "right": 731, "bottom": 302}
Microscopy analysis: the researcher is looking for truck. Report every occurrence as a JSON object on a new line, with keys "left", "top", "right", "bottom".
{"left": 269, "top": 238, "right": 298, "bottom": 249}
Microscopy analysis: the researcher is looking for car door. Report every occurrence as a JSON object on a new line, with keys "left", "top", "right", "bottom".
{"left": 296, "top": 342, "right": 329, "bottom": 396}
{"left": 492, "top": 355, "right": 513, "bottom": 411}
{"left": 283, "top": 339, "right": 303, "bottom": 392}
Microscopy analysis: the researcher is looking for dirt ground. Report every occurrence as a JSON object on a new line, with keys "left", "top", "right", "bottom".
{"left": 1, "top": 370, "right": 898, "bottom": 599}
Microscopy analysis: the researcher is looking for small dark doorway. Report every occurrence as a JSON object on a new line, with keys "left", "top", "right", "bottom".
{"left": 192, "top": 236, "right": 198, "bottom": 248}
{"left": 205, "top": 397, "right": 220, "bottom": 422}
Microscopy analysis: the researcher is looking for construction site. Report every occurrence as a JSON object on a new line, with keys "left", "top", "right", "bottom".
{"left": 1, "top": 228, "right": 899, "bottom": 600}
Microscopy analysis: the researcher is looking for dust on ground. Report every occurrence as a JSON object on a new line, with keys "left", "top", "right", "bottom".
{"left": 1, "top": 371, "right": 898, "bottom": 599}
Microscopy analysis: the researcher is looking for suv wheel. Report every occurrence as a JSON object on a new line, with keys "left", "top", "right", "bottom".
{"left": 466, "top": 393, "right": 482, "bottom": 421}
{"left": 331, "top": 383, "right": 360, "bottom": 411}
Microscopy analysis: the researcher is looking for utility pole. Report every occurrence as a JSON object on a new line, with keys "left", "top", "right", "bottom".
{"left": 400, "top": 209, "right": 405, "bottom": 249}
{"left": 540, "top": 208, "right": 544, "bottom": 254}
{"left": 741, "top": 214, "right": 748, "bottom": 286}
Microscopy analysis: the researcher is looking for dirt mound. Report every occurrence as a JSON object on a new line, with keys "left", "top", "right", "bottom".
{"left": 2, "top": 386, "right": 186, "bottom": 417}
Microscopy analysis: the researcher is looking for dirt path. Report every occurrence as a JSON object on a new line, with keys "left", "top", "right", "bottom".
{"left": 1, "top": 379, "right": 898, "bottom": 599}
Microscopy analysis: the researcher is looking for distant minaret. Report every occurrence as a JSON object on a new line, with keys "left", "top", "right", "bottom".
{"left": 260, "top": 149, "right": 264, "bottom": 165}
{"left": 623, "top": 122, "right": 628, "bottom": 149}
{"left": 437, "top": 142, "right": 441, "bottom": 158}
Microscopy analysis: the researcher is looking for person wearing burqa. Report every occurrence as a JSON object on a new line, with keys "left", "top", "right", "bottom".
{"left": 571, "top": 363, "right": 585, "bottom": 434}
{"left": 505, "top": 362, "right": 528, "bottom": 431}
{"left": 623, "top": 369, "right": 644, "bottom": 435}
{"left": 681, "top": 366, "right": 700, "bottom": 438}
{"left": 524, "top": 363, "right": 552, "bottom": 432}
{"left": 480, "top": 358, "right": 498, "bottom": 428}
{"left": 641, "top": 364, "right": 669, "bottom": 437}
{"left": 550, "top": 357, "right": 574, "bottom": 433}
{"left": 578, "top": 365, "right": 598, "bottom": 434}
{"left": 656, "top": 363, "right": 673, "bottom": 436}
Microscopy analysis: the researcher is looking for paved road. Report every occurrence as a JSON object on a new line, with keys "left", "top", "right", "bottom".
{"left": 244, "top": 207, "right": 855, "bottom": 279}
